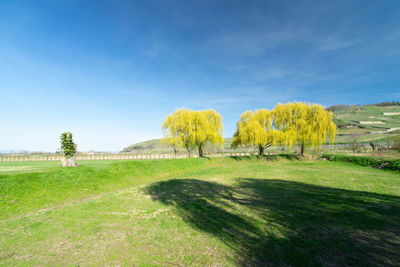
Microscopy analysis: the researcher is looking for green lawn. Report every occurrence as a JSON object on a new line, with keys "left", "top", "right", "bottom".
{"left": 0, "top": 160, "right": 128, "bottom": 175}
{"left": 0, "top": 157, "right": 399, "bottom": 266}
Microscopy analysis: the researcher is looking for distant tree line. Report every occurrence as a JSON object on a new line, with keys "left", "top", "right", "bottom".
{"left": 374, "top": 101, "right": 400, "bottom": 107}
{"left": 326, "top": 101, "right": 400, "bottom": 112}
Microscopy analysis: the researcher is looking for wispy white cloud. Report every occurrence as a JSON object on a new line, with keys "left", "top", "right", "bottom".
{"left": 186, "top": 85, "right": 299, "bottom": 111}
{"left": 251, "top": 67, "right": 338, "bottom": 83}
{"left": 318, "top": 36, "right": 358, "bottom": 51}
{"left": 204, "top": 26, "right": 358, "bottom": 57}
{"left": 205, "top": 27, "right": 312, "bottom": 55}
{"left": 187, "top": 96, "right": 266, "bottom": 110}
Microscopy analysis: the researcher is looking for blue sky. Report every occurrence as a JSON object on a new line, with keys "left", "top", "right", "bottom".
{"left": 1, "top": 0, "right": 399, "bottom": 152}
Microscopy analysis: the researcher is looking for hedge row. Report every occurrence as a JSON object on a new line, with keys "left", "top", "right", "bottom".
{"left": 322, "top": 154, "right": 400, "bottom": 172}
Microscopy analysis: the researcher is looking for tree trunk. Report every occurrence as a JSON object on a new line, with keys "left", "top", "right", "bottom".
{"left": 61, "top": 155, "right": 77, "bottom": 167}
{"left": 199, "top": 144, "right": 204, "bottom": 157}
{"left": 258, "top": 145, "right": 265, "bottom": 155}
{"left": 173, "top": 147, "right": 177, "bottom": 158}
{"left": 300, "top": 143, "right": 305, "bottom": 155}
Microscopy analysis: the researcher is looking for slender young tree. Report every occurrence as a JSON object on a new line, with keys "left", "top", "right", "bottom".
{"left": 60, "top": 132, "right": 77, "bottom": 167}
{"left": 160, "top": 137, "right": 179, "bottom": 158}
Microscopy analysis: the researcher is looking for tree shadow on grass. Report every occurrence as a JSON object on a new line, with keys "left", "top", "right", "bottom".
{"left": 144, "top": 178, "right": 400, "bottom": 266}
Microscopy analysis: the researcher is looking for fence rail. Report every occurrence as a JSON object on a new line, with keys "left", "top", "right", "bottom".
{"left": 0, "top": 144, "right": 387, "bottom": 162}
{"left": 0, "top": 152, "right": 257, "bottom": 162}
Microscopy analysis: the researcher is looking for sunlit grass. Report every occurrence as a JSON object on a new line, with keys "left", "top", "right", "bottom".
{"left": 0, "top": 156, "right": 399, "bottom": 266}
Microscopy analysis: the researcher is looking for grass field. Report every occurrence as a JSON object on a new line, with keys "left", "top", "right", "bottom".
{"left": 1, "top": 157, "right": 399, "bottom": 266}
{"left": 0, "top": 160, "right": 126, "bottom": 175}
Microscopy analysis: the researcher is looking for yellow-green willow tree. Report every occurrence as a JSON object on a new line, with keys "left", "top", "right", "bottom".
{"left": 231, "top": 109, "right": 282, "bottom": 155}
{"left": 162, "top": 108, "right": 224, "bottom": 157}
{"left": 273, "top": 102, "right": 336, "bottom": 154}
{"left": 232, "top": 102, "right": 336, "bottom": 155}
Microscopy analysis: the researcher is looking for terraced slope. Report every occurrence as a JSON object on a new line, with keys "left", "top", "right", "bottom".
{"left": 333, "top": 105, "right": 400, "bottom": 143}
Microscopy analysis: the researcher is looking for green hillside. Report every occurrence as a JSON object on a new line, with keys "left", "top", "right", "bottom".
{"left": 121, "top": 137, "right": 237, "bottom": 153}
{"left": 121, "top": 105, "right": 400, "bottom": 152}
{"left": 333, "top": 105, "right": 400, "bottom": 143}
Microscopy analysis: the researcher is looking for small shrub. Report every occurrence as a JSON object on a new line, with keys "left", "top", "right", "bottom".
{"left": 322, "top": 154, "right": 400, "bottom": 172}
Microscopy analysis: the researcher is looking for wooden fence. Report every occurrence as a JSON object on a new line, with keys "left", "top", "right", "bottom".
{"left": 0, "top": 144, "right": 378, "bottom": 162}
{"left": 0, "top": 152, "right": 255, "bottom": 162}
